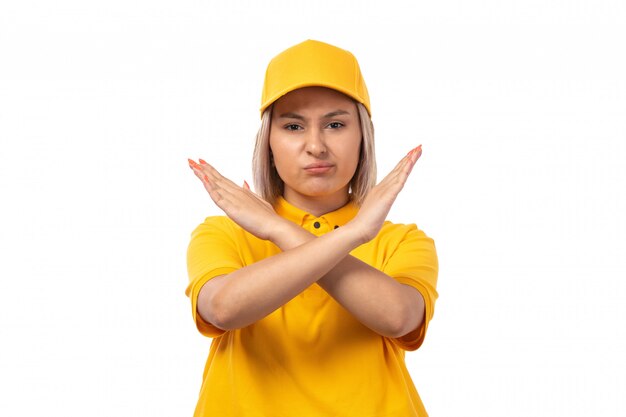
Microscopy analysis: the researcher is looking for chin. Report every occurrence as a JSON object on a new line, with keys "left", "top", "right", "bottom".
{"left": 299, "top": 186, "right": 347, "bottom": 199}
{"left": 285, "top": 179, "right": 350, "bottom": 200}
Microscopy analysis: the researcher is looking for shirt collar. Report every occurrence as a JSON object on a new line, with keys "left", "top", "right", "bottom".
{"left": 274, "top": 196, "right": 359, "bottom": 228}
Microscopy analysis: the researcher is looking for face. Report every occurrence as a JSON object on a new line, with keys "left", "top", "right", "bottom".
{"left": 269, "top": 86, "right": 362, "bottom": 209}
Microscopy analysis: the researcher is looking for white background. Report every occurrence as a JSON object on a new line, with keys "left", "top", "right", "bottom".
{"left": 1, "top": 1, "right": 625, "bottom": 416}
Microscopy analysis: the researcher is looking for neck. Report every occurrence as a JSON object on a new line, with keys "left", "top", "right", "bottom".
{"left": 282, "top": 189, "right": 351, "bottom": 217}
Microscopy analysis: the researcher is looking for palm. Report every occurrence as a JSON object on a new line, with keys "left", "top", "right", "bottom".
{"left": 188, "top": 159, "right": 280, "bottom": 241}
{"left": 352, "top": 145, "right": 422, "bottom": 243}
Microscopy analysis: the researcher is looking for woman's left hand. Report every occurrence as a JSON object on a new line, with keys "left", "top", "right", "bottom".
{"left": 348, "top": 145, "right": 422, "bottom": 244}
{"left": 188, "top": 158, "right": 283, "bottom": 241}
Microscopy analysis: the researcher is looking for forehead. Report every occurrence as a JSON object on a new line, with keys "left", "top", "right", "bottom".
{"left": 272, "top": 86, "right": 357, "bottom": 115}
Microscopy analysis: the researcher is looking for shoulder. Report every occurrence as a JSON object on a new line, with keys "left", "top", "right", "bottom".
{"left": 189, "top": 215, "right": 268, "bottom": 250}
{"left": 190, "top": 215, "right": 255, "bottom": 240}
{"left": 353, "top": 220, "right": 437, "bottom": 271}
{"left": 377, "top": 220, "right": 436, "bottom": 247}
{"left": 377, "top": 220, "right": 439, "bottom": 293}
{"left": 191, "top": 215, "right": 236, "bottom": 235}
{"left": 187, "top": 216, "right": 244, "bottom": 252}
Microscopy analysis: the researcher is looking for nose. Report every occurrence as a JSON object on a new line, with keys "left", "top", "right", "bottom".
{"left": 304, "top": 127, "right": 327, "bottom": 157}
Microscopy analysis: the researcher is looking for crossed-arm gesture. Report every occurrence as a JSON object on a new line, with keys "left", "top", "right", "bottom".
{"left": 187, "top": 145, "right": 424, "bottom": 337}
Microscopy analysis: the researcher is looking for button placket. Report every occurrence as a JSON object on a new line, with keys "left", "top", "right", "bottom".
{"left": 309, "top": 218, "right": 330, "bottom": 234}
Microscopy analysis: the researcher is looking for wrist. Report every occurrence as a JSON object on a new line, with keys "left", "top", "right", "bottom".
{"left": 268, "top": 218, "right": 312, "bottom": 250}
{"left": 340, "top": 221, "right": 370, "bottom": 247}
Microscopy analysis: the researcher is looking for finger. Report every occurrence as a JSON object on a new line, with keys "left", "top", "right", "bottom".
{"left": 406, "top": 146, "right": 422, "bottom": 176}
{"left": 405, "top": 145, "right": 422, "bottom": 166}
{"left": 377, "top": 148, "right": 415, "bottom": 187}
{"left": 188, "top": 158, "right": 200, "bottom": 170}
{"left": 387, "top": 145, "right": 421, "bottom": 178}
{"left": 409, "top": 145, "right": 422, "bottom": 162}
{"left": 189, "top": 163, "right": 221, "bottom": 196}
{"left": 190, "top": 159, "right": 241, "bottom": 197}
{"left": 188, "top": 159, "right": 210, "bottom": 180}
{"left": 375, "top": 148, "right": 421, "bottom": 194}
{"left": 198, "top": 159, "right": 229, "bottom": 186}
{"left": 188, "top": 160, "right": 240, "bottom": 211}
{"left": 188, "top": 159, "right": 204, "bottom": 178}
{"left": 206, "top": 185, "right": 227, "bottom": 208}
{"left": 206, "top": 183, "right": 256, "bottom": 214}
{"left": 196, "top": 159, "right": 243, "bottom": 193}
{"left": 192, "top": 166, "right": 213, "bottom": 189}
{"left": 189, "top": 162, "right": 210, "bottom": 184}
{"left": 395, "top": 145, "right": 422, "bottom": 176}
{"left": 195, "top": 168, "right": 231, "bottom": 205}
{"left": 191, "top": 160, "right": 264, "bottom": 213}
{"left": 188, "top": 158, "right": 218, "bottom": 180}
{"left": 192, "top": 158, "right": 218, "bottom": 180}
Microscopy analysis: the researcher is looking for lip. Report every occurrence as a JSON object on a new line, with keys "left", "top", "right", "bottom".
{"left": 304, "top": 162, "right": 334, "bottom": 174}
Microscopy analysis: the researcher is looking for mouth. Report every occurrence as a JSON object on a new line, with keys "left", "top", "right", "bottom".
{"left": 304, "top": 162, "right": 334, "bottom": 174}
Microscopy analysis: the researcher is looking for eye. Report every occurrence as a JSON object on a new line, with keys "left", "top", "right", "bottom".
{"left": 284, "top": 124, "right": 302, "bottom": 131}
{"left": 327, "top": 122, "right": 344, "bottom": 129}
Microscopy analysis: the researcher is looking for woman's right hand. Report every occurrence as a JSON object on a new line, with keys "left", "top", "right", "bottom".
{"left": 348, "top": 145, "right": 422, "bottom": 244}
{"left": 188, "top": 158, "right": 284, "bottom": 241}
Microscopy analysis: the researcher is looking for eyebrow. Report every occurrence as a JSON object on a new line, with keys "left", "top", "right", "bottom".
{"left": 277, "top": 110, "right": 351, "bottom": 120}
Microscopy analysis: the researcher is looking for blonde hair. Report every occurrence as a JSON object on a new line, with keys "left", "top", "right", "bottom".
{"left": 252, "top": 101, "right": 376, "bottom": 206}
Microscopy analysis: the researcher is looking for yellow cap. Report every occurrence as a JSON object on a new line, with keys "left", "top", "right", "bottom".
{"left": 260, "top": 39, "right": 371, "bottom": 117}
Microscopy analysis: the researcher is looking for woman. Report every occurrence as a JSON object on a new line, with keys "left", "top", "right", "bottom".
{"left": 186, "top": 39, "right": 439, "bottom": 417}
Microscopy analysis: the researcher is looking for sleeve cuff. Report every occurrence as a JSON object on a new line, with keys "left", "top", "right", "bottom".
{"left": 390, "top": 277, "right": 436, "bottom": 351}
{"left": 186, "top": 266, "right": 239, "bottom": 338}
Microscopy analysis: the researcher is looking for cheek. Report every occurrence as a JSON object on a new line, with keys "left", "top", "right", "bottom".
{"left": 268, "top": 142, "right": 296, "bottom": 177}
{"left": 346, "top": 153, "right": 361, "bottom": 178}
{"left": 269, "top": 141, "right": 290, "bottom": 167}
{"left": 268, "top": 136, "right": 284, "bottom": 162}
{"left": 342, "top": 137, "right": 363, "bottom": 171}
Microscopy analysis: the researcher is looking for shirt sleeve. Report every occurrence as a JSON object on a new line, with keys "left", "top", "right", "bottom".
{"left": 185, "top": 216, "right": 244, "bottom": 338}
{"left": 382, "top": 224, "right": 439, "bottom": 351}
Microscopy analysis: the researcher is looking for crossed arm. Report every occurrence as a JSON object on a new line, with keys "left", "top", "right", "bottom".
{"left": 188, "top": 146, "right": 424, "bottom": 338}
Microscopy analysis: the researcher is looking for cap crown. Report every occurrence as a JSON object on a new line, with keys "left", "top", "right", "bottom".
{"left": 260, "top": 40, "right": 371, "bottom": 117}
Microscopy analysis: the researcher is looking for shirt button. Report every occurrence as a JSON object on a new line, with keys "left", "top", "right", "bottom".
{"left": 313, "top": 221, "right": 321, "bottom": 229}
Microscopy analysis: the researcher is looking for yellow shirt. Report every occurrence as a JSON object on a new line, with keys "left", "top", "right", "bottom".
{"left": 185, "top": 196, "right": 439, "bottom": 417}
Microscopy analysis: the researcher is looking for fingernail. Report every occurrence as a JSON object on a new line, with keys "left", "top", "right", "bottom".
{"left": 203, "top": 174, "right": 209, "bottom": 182}
{"left": 199, "top": 159, "right": 207, "bottom": 165}
{"left": 244, "top": 180, "right": 250, "bottom": 189}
